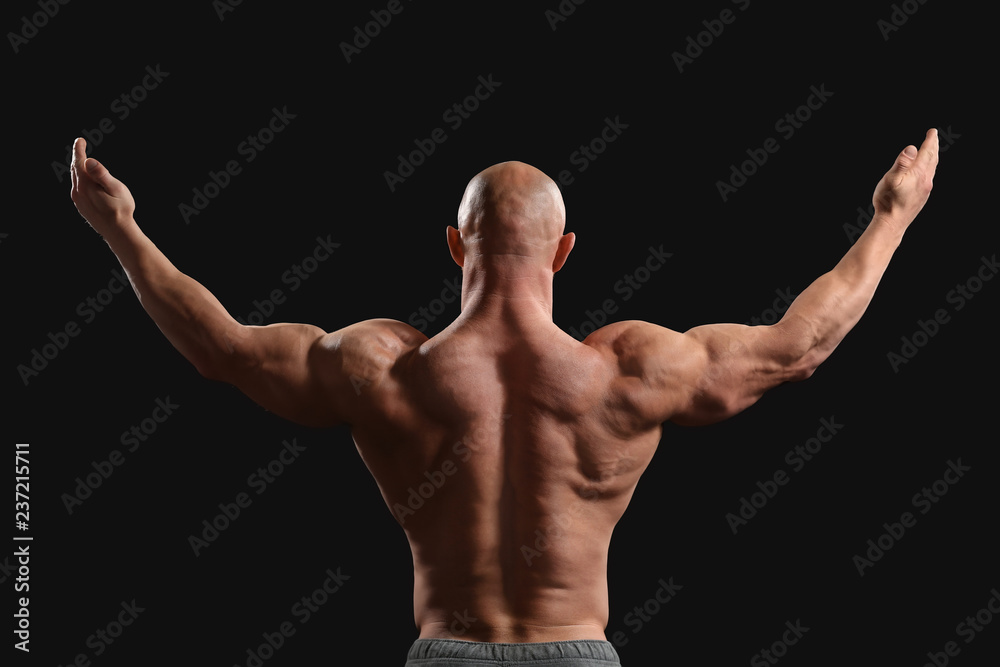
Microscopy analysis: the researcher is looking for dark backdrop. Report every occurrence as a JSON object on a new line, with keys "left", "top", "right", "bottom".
{"left": 4, "top": 1, "right": 994, "bottom": 665}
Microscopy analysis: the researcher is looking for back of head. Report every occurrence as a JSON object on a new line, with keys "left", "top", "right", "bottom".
{"left": 456, "top": 161, "right": 566, "bottom": 262}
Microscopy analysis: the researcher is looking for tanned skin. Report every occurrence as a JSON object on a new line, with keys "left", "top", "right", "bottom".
{"left": 70, "top": 129, "right": 938, "bottom": 642}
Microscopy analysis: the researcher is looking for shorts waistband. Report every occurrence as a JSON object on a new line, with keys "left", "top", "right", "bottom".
{"left": 406, "top": 638, "right": 621, "bottom": 664}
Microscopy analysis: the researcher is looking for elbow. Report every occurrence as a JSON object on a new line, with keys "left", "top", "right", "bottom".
{"left": 193, "top": 355, "right": 223, "bottom": 382}
{"left": 790, "top": 364, "right": 815, "bottom": 383}
{"left": 772, "top": 318, "right": 824, "bottom": 382}
{"left": 788, "top": 351, "right": 823, "bottom": 382}
{"left": 192, "top": 346, "right": 236, "bottom": 383}
{"left": 195, "top": 353, "right": 247, "bottom": 384}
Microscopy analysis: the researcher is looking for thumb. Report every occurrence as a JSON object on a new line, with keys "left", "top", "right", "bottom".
{"left": 84, "top": 157, "right": 116, "bottom": 191}
{"left": 892, "top": 144, "right": 919, "bottom": 174}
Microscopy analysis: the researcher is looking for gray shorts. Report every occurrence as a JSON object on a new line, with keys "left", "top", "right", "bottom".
{"left": 404, "top": 638, "right": 622, "bottom": 666}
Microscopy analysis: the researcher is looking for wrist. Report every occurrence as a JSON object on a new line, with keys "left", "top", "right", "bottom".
{"left": 867, "top": 212, "right": 908, "bottom": 241}
{"left": 101, "top": 215, "right": 139, "bottom": 241}
{"left": 100, "top": 217, "right": 147, "bottom": 263}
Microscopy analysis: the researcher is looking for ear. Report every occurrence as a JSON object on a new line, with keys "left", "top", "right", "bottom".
{"left": 552, "top": 232, "right": 575, "bottom": 273}
{"left": 447, "top": 226, "right": 464, "bottom": 268}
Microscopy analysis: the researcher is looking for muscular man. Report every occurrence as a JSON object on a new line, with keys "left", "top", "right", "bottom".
{"left": 70, "top": 129, "right": 938, "bottom": 666}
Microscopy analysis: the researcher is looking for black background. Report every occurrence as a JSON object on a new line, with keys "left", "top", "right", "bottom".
{"left": 4, "top": 1, "right": 995, "bottom": 665}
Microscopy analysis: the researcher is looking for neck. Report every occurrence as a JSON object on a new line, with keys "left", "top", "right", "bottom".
{"left": 458, "top": 255, "right": 555, "bottom": 325}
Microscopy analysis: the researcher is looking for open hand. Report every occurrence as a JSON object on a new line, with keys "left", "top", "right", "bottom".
{"left": 872, "top": 128, "right": 939, "bottom": 231}
{"left": 70, "top": 138, "right": 136, "bottom": 237}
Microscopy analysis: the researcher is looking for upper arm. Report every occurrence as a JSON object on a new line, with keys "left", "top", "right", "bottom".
{"left": 588, "top": 320, "right": 810, "bottom": 427}
{"left": 205, "top": 318, "right": 426, "bottom": 428}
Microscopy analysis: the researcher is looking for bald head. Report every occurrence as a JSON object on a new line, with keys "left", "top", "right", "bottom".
{"left": 455, "top": 161, "right": 567, "bottom": 260}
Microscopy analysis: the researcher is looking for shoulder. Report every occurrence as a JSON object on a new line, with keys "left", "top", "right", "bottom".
{"left": 312, "top": 319, "right": 427, "bottom": 384}
{"left": 309, "top": 319, "right": 429, "bottom": 415}
{"left": 581, "top": 320, "right": 704, "bottom": 374}
{"left": 578, "top": 320, "right": 713, "bottom": 428}
{"left": 320, "top": 318, "right": 428, "bottom": 357}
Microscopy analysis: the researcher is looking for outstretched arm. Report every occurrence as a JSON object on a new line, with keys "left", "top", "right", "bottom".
{"left": 69, "top": 138, "right": 242, "bottom": 379}
{"left": 69, "top": 138, "right": 424, "bottom": 427}
{"left": 770, "top": 127, "right": 939, "bottom": 377}
{"left": 595, "top": 129, "right": 940, "bottom": 426}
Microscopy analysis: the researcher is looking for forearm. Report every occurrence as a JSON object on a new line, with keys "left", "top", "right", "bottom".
{"left": 779, "top": 215, "right": 905, "bottom": 372}
{"left": 101, "top": 218, "right": 239, "bottom": 376}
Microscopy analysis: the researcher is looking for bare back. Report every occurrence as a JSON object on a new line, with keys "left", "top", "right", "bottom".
{"left": 70, "top": 129, "right": 939, "bottom": 655}
{"left": 346, "top": 318, "right": 662, "bottom": 642}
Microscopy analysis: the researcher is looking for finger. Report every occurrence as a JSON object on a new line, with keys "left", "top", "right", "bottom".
{"left": 71, "top": 137, "right": 86, "bottom": 192}
{"left": 916, "top": 127, "right": 939, "bottom": 171}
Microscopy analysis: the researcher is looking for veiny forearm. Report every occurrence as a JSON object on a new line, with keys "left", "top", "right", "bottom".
{"left": 101, "top": 219, "right": 240, "bottom": 376}
{"left": 779, "top": 215, "right": 905, "bottom": 373}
